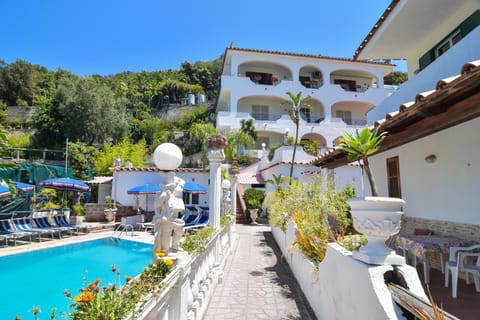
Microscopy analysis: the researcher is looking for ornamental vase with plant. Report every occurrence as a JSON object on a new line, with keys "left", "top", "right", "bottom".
{"left": 338, "top": 127, "right": 405, "bottom": 265}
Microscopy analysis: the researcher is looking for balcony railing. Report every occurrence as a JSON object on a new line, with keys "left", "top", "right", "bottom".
{"left": 330, "top": 117, "right": 367, "bottom": 126}
{"left": 131, "top": 219, "right": 235, "bottom": 320}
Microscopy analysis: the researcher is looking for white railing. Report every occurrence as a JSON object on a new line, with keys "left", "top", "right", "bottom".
{"left": 134, "top": 218, "right": 235, "bottom": 320}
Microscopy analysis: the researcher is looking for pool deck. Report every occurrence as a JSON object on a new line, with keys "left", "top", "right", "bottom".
{"left": 0, "top": 222, "right": 155, "bottom": 257}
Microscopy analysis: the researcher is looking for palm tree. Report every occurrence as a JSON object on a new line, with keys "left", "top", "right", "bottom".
{"left": 240, "top": 119, "right": 258, "bottom": 141}
{"left": 225, "top": 130, "right": 255, "bottom": 163}
{"left": 337, "top": 127, "right": 387, "bottom": 196}
{"left": 265, "top": 173, "right": 291, "bottom": 192}
{"left": 281, "top": 92, "right": 311, "bottom": 182}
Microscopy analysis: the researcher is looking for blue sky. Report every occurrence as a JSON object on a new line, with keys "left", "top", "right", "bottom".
{"left": 2, "top": 0, "right": 402, "bottom": 76}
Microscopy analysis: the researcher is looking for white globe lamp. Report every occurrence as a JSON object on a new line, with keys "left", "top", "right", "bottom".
{"left": 153, "top": 143, "right": 183, "bottom": 171}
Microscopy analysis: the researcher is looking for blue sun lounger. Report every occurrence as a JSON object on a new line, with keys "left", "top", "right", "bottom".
{"left": 53, "top": 215, "right": 89, "bottom": 233}
{"left": 184, "top": 213, "right": 209, "bottom": 231}
{"left": 13, "top": 218, "right": 56, "bottom": 240}
{"left": 33, "top": 217, "right": 74, "bottom": 238}
{"left": 0, "top": 219, "right": 35, "bottom": 245}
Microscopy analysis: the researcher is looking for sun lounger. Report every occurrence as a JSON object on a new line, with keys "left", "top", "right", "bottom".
{"left": 0, "top": 219, "right": 35, "bottom": 245}
{"left": 184, "top": 214, "right": 209, "bottom": 231}
{"left": 33, "top": 217, "right": 74, "bottom": 237}
{"left": 13, "top": 218, "right": 56, "bottom": 240}
{"left": 53, "top": 215, "right": 89, "bottom": 233}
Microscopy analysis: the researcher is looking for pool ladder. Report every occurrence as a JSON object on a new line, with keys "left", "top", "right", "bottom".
{"left": 113, "top": 223, "right": 134, "bottom": 237}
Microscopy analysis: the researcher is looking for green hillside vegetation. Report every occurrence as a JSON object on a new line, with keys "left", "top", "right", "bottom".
{"left": 0, "top": 57, "right": 239, "bottom": 177}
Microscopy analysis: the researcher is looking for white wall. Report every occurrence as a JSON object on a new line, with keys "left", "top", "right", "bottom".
{"left": 370, "top": 118, "right": 480, "bottom": 225}
{"left": 332, "top": 165, "right": 372, "bottom": 196}
{"left": 111, "top": 171, "right": 210, "bottom": 211}
{"left": 271, "top": 225, "right": 427, "bottom": 320}
{"left": 368, "top": 27, "right": 480, "bottom": 124}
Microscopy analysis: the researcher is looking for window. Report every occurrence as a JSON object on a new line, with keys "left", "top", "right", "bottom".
{"left": 192, "top": 193, "right": 199, "bottom": 205}
{"left": 435, "top": 29, "right": 462, "bottom": 58}
{"left": 336, "top": 110, "right": 352, "bottom": 125}
{"left": 252, "top": 105, "right": 269, "bottom": 120}
{"left": 300, "top": 107, "right": 311, "bottom": 122}
{"left": 386, "top": 156, "right": 401, "bottom": 198}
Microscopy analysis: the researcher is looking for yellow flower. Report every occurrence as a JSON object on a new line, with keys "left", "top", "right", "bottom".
{"left": 74, "top": 295, "right": 82, "bottom": 302}
{"left": 163, "top": 259, "right": 174, "bottom": 267}
{"left": 155, "top": 250, "right": 167, "bottom": 257}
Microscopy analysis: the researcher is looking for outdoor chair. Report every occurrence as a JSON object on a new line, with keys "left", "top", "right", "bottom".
{"left": 12, "top": 218, "right": 55, "bottom": 240}
{"left": 0, "top": 219, "right": 34, "bottom": 245}
{"left": 53, "top": 215, "right": 89, "bottom": 233}
{"left": 184, "top": 214, "right": 209, "bottom": 231}
{"left": 33, "top": 217, "right": 74, "bottom": 237}
{"left": 444, "top": 243, "right": 480, "bottom": 298}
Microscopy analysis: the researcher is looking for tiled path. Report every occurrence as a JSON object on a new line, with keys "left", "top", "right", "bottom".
{"left": 203, "top": 224, "right": 317, "bottom": 320}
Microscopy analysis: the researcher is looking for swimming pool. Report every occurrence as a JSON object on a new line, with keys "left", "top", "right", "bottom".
{"left": 0, "top": 237, "right": 153, "bottom": 319}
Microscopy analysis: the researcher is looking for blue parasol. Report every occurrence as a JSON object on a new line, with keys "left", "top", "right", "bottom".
{"left": 0, "top": 185, "right": 11, "bottom": 198}
{"left": 127, "top": 184, "right": 162, "bottom": 212}
{"left": 183, "top": 182, "right": 208, "bottom": 194}
{"left": 14, "top": 181, "right": 34, "bottom": 192}
{"left": 40, "top": 177, "right": 90, "bottom": 192}
{"left": 127, "top": 184, "right": 162, "bottom": 195}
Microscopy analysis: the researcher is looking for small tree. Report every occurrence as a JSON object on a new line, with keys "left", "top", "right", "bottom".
{"left": 281, "top": 92, "right": 311, "bottom": 183}
{"left": 337, "top": 127, "right": 387, "bottom": 197}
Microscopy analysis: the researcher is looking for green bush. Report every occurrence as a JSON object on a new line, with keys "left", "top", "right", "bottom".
{"left": 265, "top": 176, "right": 356, "bottom": 264}
{"left": 242, "top": 188, "right": 264, "bottom": 214}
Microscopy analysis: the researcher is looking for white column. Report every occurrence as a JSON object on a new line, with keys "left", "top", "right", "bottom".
{"left": 207, "top": 150, "right": 225, "bottom": 229}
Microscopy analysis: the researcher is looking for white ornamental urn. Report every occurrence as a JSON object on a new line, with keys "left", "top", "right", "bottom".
{"left": 348, "top": 197, "right": 405, "bottom": 265}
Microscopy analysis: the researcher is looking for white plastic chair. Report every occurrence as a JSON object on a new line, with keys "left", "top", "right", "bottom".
{"left": 444, "top": 244, "right": 480, "bottom": 298}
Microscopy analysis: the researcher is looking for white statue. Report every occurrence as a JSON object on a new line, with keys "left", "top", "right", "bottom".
{"left": 153, "top": 176, "right": 185, "bottom": 254}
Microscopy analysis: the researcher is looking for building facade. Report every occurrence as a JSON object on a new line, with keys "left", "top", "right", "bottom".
{"left": 355, "top": 0, "right": 480, "bottom": 123}
{"left": 216, "top": 47, "right": 396, "bottom": 153}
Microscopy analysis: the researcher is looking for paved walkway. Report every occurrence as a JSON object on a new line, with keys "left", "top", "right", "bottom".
{"left": 203, "top": 224, "right": 316, "bottom": 320}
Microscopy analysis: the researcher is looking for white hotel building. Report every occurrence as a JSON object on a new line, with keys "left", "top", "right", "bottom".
{"left": 215, "top": 47, "right": 397, "bottom": 153}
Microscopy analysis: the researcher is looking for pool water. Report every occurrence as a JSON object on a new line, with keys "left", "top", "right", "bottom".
{"left": 0, "top": 237, "right": 153, "bottom": 319}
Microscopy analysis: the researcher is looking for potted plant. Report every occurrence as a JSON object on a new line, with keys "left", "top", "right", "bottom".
{"left": 104, "top": 196, "right": 117, "bottom": 223}
{"left": 338, "top": 127, "right": 405, "bottom": 265}
{"left": 71, "top": 204, "right": 86, "bottom": 225}
{"left": 243, "top": 188, "right": 264, "bottom": 224}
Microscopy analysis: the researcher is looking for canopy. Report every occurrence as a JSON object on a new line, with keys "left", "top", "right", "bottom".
{"left": 14, "top": 181, "right": 34, "bottom": 192}
{"left": 127, "top": 184, "right": 162, "bottom": 195}
{"left": 183, "top": 182, "right": 208, "bottom": 194}
{"left": 0, "top": 185, "right": 11, "bottom": 198}
{"left": 127, "top": 184, "right": 162, "bottom": 212}
{"left": 40, "top": 177, "right": 90, "bottom": 192}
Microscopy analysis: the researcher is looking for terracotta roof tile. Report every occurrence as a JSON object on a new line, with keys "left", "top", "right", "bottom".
{"left": 311, "top": 60, "right": 480, "bottom": 167}
{"left": 228, "top": 47, "right": 395, "bottom": 67}
{"left": 110, "top": 167, "right": 206, "bottom": 173}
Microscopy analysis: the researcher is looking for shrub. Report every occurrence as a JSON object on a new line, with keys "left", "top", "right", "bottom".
{"left": 65, "top": 261, "right": 173, "bottom": 320}
{"left": 265, "top": 176, "right": 355, "bottom": 263}
{"left": 242, "top": 188, "right": 264, "bottom": 214}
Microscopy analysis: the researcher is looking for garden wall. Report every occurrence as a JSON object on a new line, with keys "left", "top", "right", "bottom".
{"left": 272, "top": 225, "right": 428, "bottom": 320}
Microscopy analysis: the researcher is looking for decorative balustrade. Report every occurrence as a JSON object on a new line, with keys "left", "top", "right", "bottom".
{"left": 133, "top": 218, "right": 235, "bottom": 320}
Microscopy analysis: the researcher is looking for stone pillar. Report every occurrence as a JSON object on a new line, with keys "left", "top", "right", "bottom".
{"left": 206, "top": 134, "right": 227, "bottom": 229}
{"left": 229, "top": 164, "right": 239, "bottom": 229}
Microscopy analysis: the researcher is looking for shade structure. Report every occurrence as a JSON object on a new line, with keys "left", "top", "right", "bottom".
{"left": 40, "top": 177, "right": 90, "bottom": 192}
{"left": 14, "top": 181, "right": 34, "bottom": 192}
{"left": 183, "top": 182, "right": 208, "bottom": 194}
{"left": 0, "top": 185, "right": 11, "bottom": 198}
{"left": 127, "top": 184, "right": 162, "bottom": 195}
{"left": 127, "top": 184, "right": 162, "bottom": 212}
